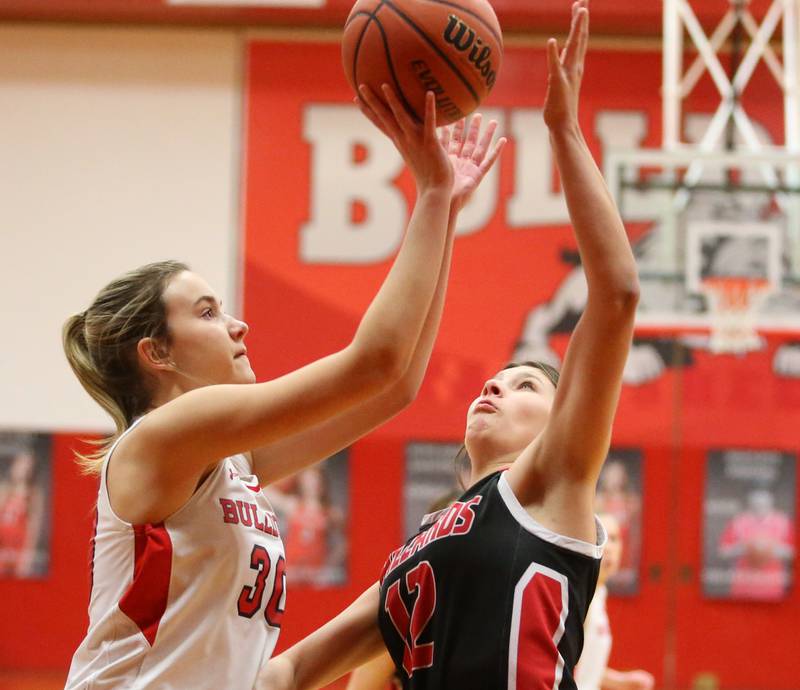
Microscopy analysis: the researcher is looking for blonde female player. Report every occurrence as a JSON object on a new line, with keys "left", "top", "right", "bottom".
{"left": 258, "top": 3, "right": 640, "bottom": 689}
{"left": 62, "top": 87, "right": 505, "bottom": 690}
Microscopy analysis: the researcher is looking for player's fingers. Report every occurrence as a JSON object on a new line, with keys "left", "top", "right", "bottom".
{"left": 477, "top": 136, "right": 507, "bottom": 176}
{"left": 381, "top": 83, "right": 421, "bottom": 137}
{"left": 439, "top": 122, "right": 452, "bottom": 151}
{"left": 359, "top": 84, "right": 403, "bottom": 141}
{"left": 575, "top": 7, "right": 590, "bottom": 69}
{"left": 354, "top": 97, "right": 392, "bottom": 138}
{"left": 563, "top": 3, "right": 583, "bottom": 68}
{"left": 472, "top": 119, "right": 498, "bottom": 163}
{"left": 546, "top": 38, "right": 562, "bottom": 80}
{"left": 448, "top": 116, "right": 466, "bottom": 155}
{"left": 439, "top": 124, "right": 452, "bottom": 151}
{"left": 422, "top": 91, "right": 437, "bottom": 143}
{"left": 459, "top": 113, "right": 482, "bottom": 160}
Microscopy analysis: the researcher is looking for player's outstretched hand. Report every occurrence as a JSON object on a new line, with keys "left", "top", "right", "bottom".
{"left": 543, "top": 0, "right": 589, "bottom": 133}
{"left": 618, "top": 669, "right": 656, "bottom": 690}
{"left": 440, "top": 114, "right": 506, "bottom": 214}
{"left": 356, "top": 85, "right": 453, "bottom": 193}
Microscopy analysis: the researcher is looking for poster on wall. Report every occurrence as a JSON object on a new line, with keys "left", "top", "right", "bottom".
{"left": 702, "top": 449, "right": 795, "bottom": 601}
{"left": 264, "top": 449, "right": 349, "bottom": 587}
{"left": 0, "top": 431, "right": 51, "bottom": 579}
{"left": 404, "top": 442, "right": 468, "bottom": 539}
{"left": 595, "top": 448, "right": 643, "bottom": 595}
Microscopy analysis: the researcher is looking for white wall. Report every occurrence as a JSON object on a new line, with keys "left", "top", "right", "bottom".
{"left": 0, "top": 24, "right": 242, "bottom": 432}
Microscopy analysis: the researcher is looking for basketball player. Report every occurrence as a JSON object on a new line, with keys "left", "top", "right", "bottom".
{"left": 575, "top": 514, "right": 654, "bottom": 690}
{"left": 62, "top": 88, "right": 505, "bottom": 690}
{"left": 257, "top": 3, "right": 640, "bottom": 688}
{"left": 344, "top": 490, "right": 462, "bottom": 690}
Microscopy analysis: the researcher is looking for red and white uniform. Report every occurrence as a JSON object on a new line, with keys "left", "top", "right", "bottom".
{"left": 66, "top": 421, "right": 286, "bottom": 690}
{"left": 574, "top": 584, "right": 612, "bottom": 690}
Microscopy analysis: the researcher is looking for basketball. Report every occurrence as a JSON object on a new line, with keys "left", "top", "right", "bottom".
{"left": 342, "top": 0, "right": 503, "bottom": 126}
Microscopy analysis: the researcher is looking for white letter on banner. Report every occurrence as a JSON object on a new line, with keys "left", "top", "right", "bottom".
{"left": 301, "top": 105, "right": 406, "bottom": 264}
{"left": 507, "top": 109, "right": 568, "bottom": 227}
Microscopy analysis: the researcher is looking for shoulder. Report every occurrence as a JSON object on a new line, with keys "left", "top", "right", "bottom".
{"left": 496, "top": 473, "right": 606, "bottom": 560}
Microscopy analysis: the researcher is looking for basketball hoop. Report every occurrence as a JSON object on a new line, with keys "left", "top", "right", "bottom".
{"left": 700, "top": 277, "right": 771, "bottom": 354}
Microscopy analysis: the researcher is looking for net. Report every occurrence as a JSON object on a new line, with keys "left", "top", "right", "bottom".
{"left": 700, "top": 277, "right": 771, "bottom": 354}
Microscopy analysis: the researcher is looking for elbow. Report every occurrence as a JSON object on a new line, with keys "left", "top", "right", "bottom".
{"left": 357, "top": 343, "right": 410, "bottom": 394}
{"left": 394, "top": 374, "right": 422, "bottom": 409}
{"left": 620, "top": 277, "right": 641, "bottom": 311}
{"left": 592, "top": 276, "right": 640, "bottom": 322}
{"left": 609, "top": 274, "right": 640, "bottom": 313}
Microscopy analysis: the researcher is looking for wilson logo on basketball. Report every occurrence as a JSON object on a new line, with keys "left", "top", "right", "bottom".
{"left": 443, "top": 14, "right": 497, "bottom": 89}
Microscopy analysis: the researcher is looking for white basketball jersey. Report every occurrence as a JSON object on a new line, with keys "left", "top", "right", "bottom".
{"left": 575, "top": 584, "right": 612, "bottom": 690}
{"left": 66, "top": 420, "right": 286, "bottom": 690}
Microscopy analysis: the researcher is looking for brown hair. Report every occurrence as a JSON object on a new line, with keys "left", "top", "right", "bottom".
{"left": 62, "top": 260, "right": 189, "bottom": 474}
{"left": 455, "top": 360, "right": 560, "bottom": 487}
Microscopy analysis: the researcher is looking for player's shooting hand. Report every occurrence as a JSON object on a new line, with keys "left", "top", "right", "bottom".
{"left": 356, "top": 85, "right": 453, "bottom": 193}
{"left": 441, "top": 114, "right": 506, "bottom": 214}
{"left": 543, "top": 0, "right": 589, "bottom": 133}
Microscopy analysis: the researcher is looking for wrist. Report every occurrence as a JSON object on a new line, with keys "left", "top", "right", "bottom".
{"left": 417, "top": 182, "right": 453, "bottom": 200}
{"left": 548, "top": 122, "right": 583, "bottom": 146}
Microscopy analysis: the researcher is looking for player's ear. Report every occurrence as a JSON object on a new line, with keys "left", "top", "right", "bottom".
{"left": 137, "top": 337, "right": 173, "bottom": 374}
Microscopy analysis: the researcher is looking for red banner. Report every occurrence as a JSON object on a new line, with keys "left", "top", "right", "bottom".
{"left": 244, "top": 40, "right": 800, "bottom": 689}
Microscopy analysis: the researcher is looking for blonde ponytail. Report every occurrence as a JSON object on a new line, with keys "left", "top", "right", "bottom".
{"left": 63, "top": 311, "right": 127, "bottom": 473}
{"left": 62, "top": 260, "right": 189, "bottom": 474}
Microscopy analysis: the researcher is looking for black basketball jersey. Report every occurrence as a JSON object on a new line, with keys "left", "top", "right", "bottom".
{"left": 377, "top": 471, "right": 605, "bottom": 690}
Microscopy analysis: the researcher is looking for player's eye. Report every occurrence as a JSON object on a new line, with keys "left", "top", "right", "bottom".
{"left": 519, "top": 380, "right": 535, "bottom": 390}
{"left": 201, "top": 308, "right": 215, "bottom": 319}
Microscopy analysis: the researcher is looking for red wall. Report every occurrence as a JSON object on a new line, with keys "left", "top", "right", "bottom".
{"left": 0, "top": 436, "right": 98, "bottom": 673}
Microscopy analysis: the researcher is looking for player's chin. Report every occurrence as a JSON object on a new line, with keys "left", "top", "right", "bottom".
{"left": 232, "top": 359, "right": 257, "bottom": 384}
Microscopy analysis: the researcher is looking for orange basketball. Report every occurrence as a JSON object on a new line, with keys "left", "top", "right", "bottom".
{"left": 342, "top": 0, "right": 503, "bottom": 126}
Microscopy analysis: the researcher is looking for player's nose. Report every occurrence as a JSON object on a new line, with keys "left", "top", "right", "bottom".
{"left": 481, "top": 378, "right": 503, "bottom": 397}
{"left": 228, "top": 315, "right": 249, "bottom": 340}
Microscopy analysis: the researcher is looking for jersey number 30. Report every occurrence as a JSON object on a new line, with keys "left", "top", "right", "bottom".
{"left": 384, "top": 560, "right": 437, "bottom": 676}
{"left": 237, "top": 544, "right": 286, "bottom": 627}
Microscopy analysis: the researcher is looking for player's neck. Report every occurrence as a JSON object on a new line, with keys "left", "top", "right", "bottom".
{"left": 468, "top": 453, "right": 516, "bottom": 487}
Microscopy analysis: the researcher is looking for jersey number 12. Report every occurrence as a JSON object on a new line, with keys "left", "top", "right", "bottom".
{"left": 384, "top": 560, "right": 437, "bottom": 676}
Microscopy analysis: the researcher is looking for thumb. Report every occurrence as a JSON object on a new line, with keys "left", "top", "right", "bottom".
{"left": 546, "top": 38, "right": 561, "bottom": 77}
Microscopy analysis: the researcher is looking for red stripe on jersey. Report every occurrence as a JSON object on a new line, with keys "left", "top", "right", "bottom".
{"left": 509, "top": 563, "right": 568, "bottom": 690}
{"left": 119, "top": 523, "right": 173, "bottom": 646}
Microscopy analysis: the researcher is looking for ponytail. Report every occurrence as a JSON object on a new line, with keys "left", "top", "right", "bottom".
{"left": 62, "top": 260, "right": 189, "bottom": 474}
{"left": 63, "top": 311, "right": 125, "bottom": 473}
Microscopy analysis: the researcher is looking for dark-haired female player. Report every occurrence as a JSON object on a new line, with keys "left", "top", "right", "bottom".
{"left": 258, "top": 3, "right": 639, "bottom": 688}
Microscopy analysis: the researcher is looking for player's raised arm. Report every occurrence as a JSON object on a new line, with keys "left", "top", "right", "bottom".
{"left": 506, "top": 1, "right": 639, "bottom": 538}
{"left": 79, "top": 90, "right": 456, "bottom": 524}
{"left": 250, "top": 112, "right": 505, "bottom": 483}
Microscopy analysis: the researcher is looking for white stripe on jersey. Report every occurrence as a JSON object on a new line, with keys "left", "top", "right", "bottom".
{"left": 507, "top": 562, "right": 570, "bottom": 690}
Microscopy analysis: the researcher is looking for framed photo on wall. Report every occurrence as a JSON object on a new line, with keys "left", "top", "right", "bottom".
{"left": 595, "top": 448, "right": 644, "bottom": 595}
{"left": 264, "top": 449, "right": 349, "bottom": 587}
{"left": 0, "top": 431, "right": 52, "bottom": 579}
{"left": 702, "top": 449, "right": 795, "bottom": 601}
{"left": 404, "top": 442, "right": 467, "bottom": 540}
